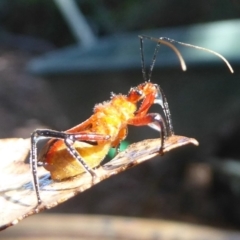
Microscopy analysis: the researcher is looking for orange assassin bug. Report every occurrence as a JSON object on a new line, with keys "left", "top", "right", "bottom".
{"left": 30, "top": 35, "right": 233, "bottom": 206}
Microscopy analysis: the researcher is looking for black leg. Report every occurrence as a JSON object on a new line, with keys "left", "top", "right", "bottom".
{"left": 64, "top": 137, "right": 97, "bottom": 177}
{"left": 30, "top": 129, "right": 109, "bottom": 206}
{"left": 147, "top": 113, "right": 167, "bottom": 154}
{"left": 128, "top": 113, "right": 167, "bottom": 154}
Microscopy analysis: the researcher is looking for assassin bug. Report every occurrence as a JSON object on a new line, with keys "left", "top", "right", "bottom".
{"left": 30, "top": 35, "right": 233, "bottom": 206}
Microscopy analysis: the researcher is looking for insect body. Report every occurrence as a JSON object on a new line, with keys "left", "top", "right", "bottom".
{"left": 30, "top": 35, "right": 233, "bottom": 206}
{"left": 31, "top": 82, "right": 169, "bottom": 205}
{"left": 38, "top": 82, "right": 167, "bottom": 180}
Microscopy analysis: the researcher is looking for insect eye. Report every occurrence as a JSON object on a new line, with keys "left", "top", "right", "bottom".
{"left": 136, "top": 89, "right": 143, "bottom": 96}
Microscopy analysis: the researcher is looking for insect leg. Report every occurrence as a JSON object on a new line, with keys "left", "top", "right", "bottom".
{"left": 139, "top": 35, "right": 148, "bottom": 81}
{"left": 64, "top": 136, "right": 97, "bottom": 177}
{"left": 128, "top": 113, "right": 167, "bottom": 154}
{"left": 154, "top": 85, "right": 174, "bottom": 136}
{"left": 30, "top": 131, "right": 42, "bottom": 206}
{"left": 132, "top": 86, "right": 173, "bottom": 137}
{"left": 30, "top": 129, "right": 110, "bottom": 206}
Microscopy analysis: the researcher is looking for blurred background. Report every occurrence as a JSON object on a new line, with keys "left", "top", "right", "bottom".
{"left": 1, "top": 0, "right": 240, "bottom": 238}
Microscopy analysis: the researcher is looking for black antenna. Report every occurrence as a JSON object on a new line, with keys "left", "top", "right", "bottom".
{"left": 148, "top": 42, "right": 161, "bottom": 81}
{"left": 141, "top": 35, "right": 234, "bottom": 73}
{"left": 139, "top": 36, "right": 165, "bottom": 81}
{"left": 139, "top": 36, "right": 147, "bottom": 81}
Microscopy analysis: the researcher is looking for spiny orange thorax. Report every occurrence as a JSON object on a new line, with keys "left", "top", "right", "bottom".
{"left": 92, "top": 94, "right": 137, "bottom": 141}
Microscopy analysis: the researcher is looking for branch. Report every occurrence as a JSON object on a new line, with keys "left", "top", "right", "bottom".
{"left": 0, "top": 135, "right": 198, "bottom": 230}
